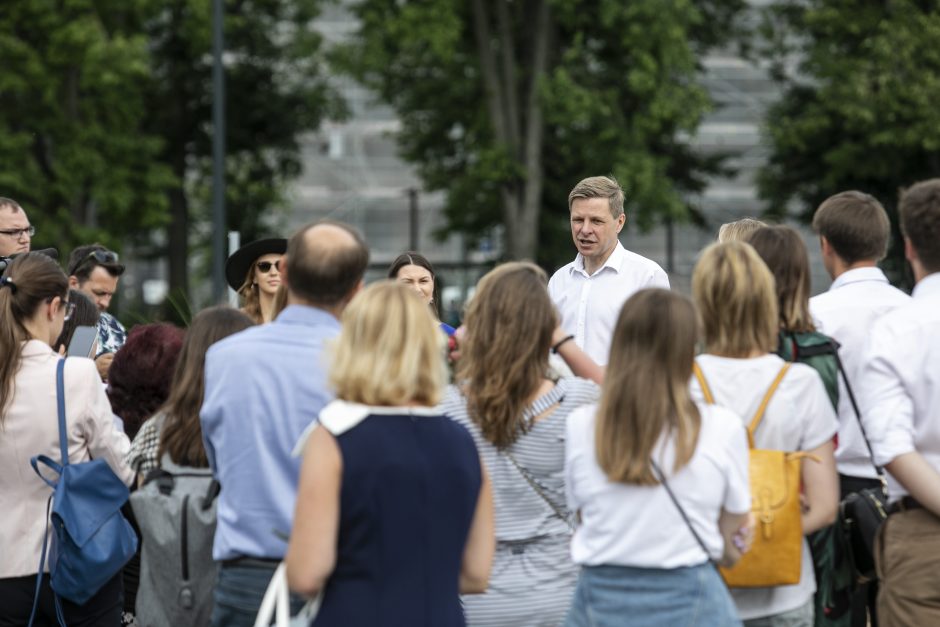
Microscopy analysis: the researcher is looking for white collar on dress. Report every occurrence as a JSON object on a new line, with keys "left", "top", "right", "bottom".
{"left": 291, "top": 399, "right": 441, "bottom": 457}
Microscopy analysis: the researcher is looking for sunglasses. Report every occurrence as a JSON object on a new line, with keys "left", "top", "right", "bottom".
{"left": 63, "top": 302, "right": 76, "bottom": 322}
{"left": 70, "top": 249, "right": 122, "bottom": 275}
{"left": 256, "top": 260, "right": 281, "bottom": 273}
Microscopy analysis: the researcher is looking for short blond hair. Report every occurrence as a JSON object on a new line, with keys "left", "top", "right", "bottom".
{"left": 568, "top": 176, "right": 624, "bottom": 218}
{"left": 692, "top": 241, "right": 778, "bottom": 356}
{"left": 330, "top": 281, "right": 446, "bottom": 406}
{"left": 717, "top": 217, "right": 767, "bottom": 243}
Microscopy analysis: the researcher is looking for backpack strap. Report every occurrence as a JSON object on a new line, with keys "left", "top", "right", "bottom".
{"left": 55, "top": 359, "right": 69, "bottom": 467}
{"left": 692, "top": 363, "right": 715, "bottom": 405}
{"left": 747, "top": 363, "right": 791, "bottom": 448}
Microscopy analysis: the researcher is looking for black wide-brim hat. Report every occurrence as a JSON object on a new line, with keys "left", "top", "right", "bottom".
{"left": 225, "top": 238, "right": 288, "bottom": 291}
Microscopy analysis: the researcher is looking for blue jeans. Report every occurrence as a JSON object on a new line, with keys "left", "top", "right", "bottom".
{"left": 564, "top": 563, "right": 742, "bottom": 627}
{"left": 212, "top": 561, "right": 305, "bottom": 627}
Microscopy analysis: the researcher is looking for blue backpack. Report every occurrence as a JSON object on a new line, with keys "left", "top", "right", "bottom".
{"left": 28, "top": 358, "right": 137, "bottom": 623}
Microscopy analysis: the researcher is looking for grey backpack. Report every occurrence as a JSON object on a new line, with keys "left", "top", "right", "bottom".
{"left": 130, "top": 454, "right": 220, "bottom": 627}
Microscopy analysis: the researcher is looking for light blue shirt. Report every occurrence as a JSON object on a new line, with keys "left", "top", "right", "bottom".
{"left": 200, "top": 304, "right": 340, "bottom": 560}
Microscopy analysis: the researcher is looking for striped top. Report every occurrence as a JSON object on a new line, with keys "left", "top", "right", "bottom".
{"left": 441, "top": 377, "right": 600, "bottom": 541}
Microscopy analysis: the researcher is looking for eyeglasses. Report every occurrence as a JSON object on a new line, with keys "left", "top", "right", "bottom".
{"left": 256, "top": 260, "right": 281, "bottom": 273}
{"left": 63, "top": 302, "right": 76, "bottom": 321}
{"left": 0, "top": 226, "right": 35, "bottom": 239}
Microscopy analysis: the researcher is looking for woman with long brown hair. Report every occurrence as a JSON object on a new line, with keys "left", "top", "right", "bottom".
{"left": 0, "top": 253, "right": 134, "bottom": 624}
{"left": 440, "top": 261, "right": 599, "bottom": 626}
{"left": 564, "top": 288, "right": 750, "bottom": 626}
{"left": 126, "top": 306, "right": 254, "bottom": 477}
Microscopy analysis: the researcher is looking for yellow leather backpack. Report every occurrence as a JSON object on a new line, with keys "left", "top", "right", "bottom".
{"left": 695, "top": 362, "right": 817, "bottom": 588}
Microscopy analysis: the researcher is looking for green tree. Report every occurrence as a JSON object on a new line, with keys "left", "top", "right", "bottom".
{"left": 758, "top": 0, "right": 940, "bottom": 285}
{"left": 334, "top": 0, "right": 743, "bottom": 266}
{"left": 0, "top": 0, "right": 173, "bottom": 255}
{"left": 145, "top": 0, "right": 343, "bottom": 303}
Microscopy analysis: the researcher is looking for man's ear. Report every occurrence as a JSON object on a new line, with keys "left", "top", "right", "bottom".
{"left": 68, "top": 276, "right": 79, "bottom": 290}
{"left": 278, "top": 255, "right": 289, "bottom": 290}
{"left": 904, "top": 236, "right": 918, "bottom": 265}
{"left": 616, "top": 212, "right": 626, "bottom": 233}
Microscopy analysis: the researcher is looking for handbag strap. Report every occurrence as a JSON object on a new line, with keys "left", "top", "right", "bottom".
{"left": 503, "top": 449, "right": 573, "bottom": 530}
{"left": 55, "top": 359, "right": 69, "bottom": 467}
{"left": 650, "top": 459, "right": 716, "bottom": 567}
{"left": 747, "top": 363, "right": 790, "bottom": 449}
{"left": 692, "top": 363, "right": 715, "bottom": 404}
{"left": 693, "top": 361, "right": 790, "bottom": 449}
{"left": 827, "top": 341, "right": 886, "bottom": 483}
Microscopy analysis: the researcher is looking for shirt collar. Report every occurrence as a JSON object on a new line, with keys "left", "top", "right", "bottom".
{"left": 829, "top": 266, "right": 889, "bottom": 291}
{"left": 275, "top": 304, "right": 341, "bottom": 329}
{"left": 912, "top": 272, "right": 940, "bottom": 300}
{"left": 572, "top": 240, "right": 626, "bottom": 277}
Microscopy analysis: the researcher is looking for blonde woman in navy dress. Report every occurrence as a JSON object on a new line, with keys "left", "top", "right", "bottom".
{"left": 286, "top": 282, "right": 494, "bottom": 627}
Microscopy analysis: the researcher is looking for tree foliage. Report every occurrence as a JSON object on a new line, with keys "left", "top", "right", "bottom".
{"left": 0, "top": 0, "right": 173, "bottom": 253}
{"left": 758, "top": 0, "right": 940, "bottom": 284}
{"left": 335, "top": 0, "right": 744, "bottom": 266}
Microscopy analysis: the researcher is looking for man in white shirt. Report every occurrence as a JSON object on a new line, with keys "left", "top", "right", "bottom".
{"left": 548, "top": 176, "right": 669, "bottom": 365}
{"left": 859, "top": 179, "right": 940, "bottom": 624}
{"left": 808, "top": 191, "right": 910, "bottom": 626}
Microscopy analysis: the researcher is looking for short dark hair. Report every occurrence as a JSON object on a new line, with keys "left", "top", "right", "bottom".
{"left": 286, "top": 220, "right": 369, "bottom": 306}
{"left": 68, "top": 243, "right": 125, "bottom": 282}
{"left": 812, "top": 191, "right": 890, "bottom": 264}
{"left": 53, "top": 289, "right": 100, "bottom": 353}
{"left": 899, "top": 179, "right": 940, "bottom": 274}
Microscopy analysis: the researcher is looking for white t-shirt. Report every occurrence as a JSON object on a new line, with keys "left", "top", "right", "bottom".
{"left": 565, "top": 402, "right": 750, "bottom": 569}
{"left": 691, "top": 354, "right": 838, "bottom": 621}
{"left": 810, "top": 267, "right": 911, "bottom": 478}
{"left": 548, "top": 241, "right": 669, "bottom": 366}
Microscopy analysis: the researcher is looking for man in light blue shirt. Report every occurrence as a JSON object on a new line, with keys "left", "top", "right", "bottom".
{"left": 201, "top": 221, "right": 369, "bottom": 626}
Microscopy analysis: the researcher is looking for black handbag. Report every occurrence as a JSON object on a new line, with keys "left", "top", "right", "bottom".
{"left": 828, "top": 343, "right": 889, "bottom": 584}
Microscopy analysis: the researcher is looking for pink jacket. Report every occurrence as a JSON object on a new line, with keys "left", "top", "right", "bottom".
{"left": 0, "top": 340, "right": 134, "bottom": 578}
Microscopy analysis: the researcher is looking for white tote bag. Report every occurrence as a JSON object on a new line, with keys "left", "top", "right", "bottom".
{"left": 253, "top": 562, "right": 321, "bottom": 627}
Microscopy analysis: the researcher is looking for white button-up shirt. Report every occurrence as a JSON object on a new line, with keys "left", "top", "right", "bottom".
{"left": 859, "top": 273, "right": 940, "bottom": 501}
{"left": 809, "top": 267, "right": 911, "bottom": 478}
{"left": 548, "top": 241, "right": 669, "bottom": 365}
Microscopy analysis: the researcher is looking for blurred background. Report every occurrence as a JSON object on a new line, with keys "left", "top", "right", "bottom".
{"left": 3, "top": 0, "right": 937, "bottom": 325}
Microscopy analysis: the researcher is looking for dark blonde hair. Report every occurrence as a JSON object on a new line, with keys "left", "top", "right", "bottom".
{"left": 158, "top": 306, "right": 254, "bottom": 467}
{"left": 330, "top": 281, "right": 446, "bottom": 406}
{"left": 568, "top": 176, "right": 625, "bottom": 218}
{"left": 718, "top": 217, "right": 767, "bottom": 243}
{"left": 237, "top": 264, "right": 263, "bottom": 324}
{"left": 457, "top": 262, "right": 557, "bottom": 448}
{"left": 0, "top": 253, "right": 69, "bottom": 419}
{"left": 693, "top": 241, "right": 778, "bottom": 356}
{"left": 746, "top": 225, "right": 815, "bottom": 333}
{"left": 596, "top": 289, "right": 701, "bottom": 484}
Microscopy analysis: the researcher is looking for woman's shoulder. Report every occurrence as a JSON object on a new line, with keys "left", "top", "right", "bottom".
{"left": 697, "top": 403, "right": 747, "bottom": 442}
{"left": 557, "top": 376, "right": 601, "bottom": 404}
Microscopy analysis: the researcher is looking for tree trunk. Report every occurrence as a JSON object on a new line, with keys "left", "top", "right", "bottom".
{"left": 167, "top": 184, "right": 189, "bottom": 304}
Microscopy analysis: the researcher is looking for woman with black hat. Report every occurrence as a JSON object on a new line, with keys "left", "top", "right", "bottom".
{"left": 225, "top": 238, "right": 287, "bottom": 324}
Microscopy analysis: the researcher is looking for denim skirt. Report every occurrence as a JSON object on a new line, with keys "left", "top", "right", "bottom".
{"left": 564, "top": 562, "right": 742, "bottom": 627}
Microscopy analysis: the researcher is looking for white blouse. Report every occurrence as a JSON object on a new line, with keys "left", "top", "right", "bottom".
{"left": 565, "top": 401, "right": 750, "bottom": 569}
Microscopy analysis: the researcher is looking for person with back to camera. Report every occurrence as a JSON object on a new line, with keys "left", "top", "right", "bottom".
{"left": 225, "top": 237, "right": 287, "bottom": 324}
{"left": 440, "top": 261, "right": 601, "bottom": 626}
{"left": 286, "top": 281, "right": 495, "bottom": 626}
{"left": 746, "top": 225, "right": 850, "bottom": 626}
{"left": 564, "top": 288, "right": 752, "bottom": 626}
{"left": 0, "top": 253, "right": 135, "bottom": 626}
{"left": 52, "top": 289, "right": 100, "bottom": 356}
{"left": 807, "top": 191, "right": 911, "bottom": 627}
{"left": 691, "top": 242, "right": 839, "bottom": 627}
{"left": 388, "top": 251, "right": 456, "bottom": 335}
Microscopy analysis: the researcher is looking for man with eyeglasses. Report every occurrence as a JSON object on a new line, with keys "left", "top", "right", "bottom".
{"left": 0, "top": 197, "right": 32, "bottom": 257}
{"left": 67, "top": 244, "right": 127, "bottom": 380}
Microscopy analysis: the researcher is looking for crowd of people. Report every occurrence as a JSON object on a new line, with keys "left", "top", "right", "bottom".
{"left": 0, "top": 174, "right": 938, "bottom": 627}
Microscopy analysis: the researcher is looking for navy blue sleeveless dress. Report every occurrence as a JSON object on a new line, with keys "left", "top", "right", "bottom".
{"left": 312, "top": 409, "right": 482, "bottom": 627}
